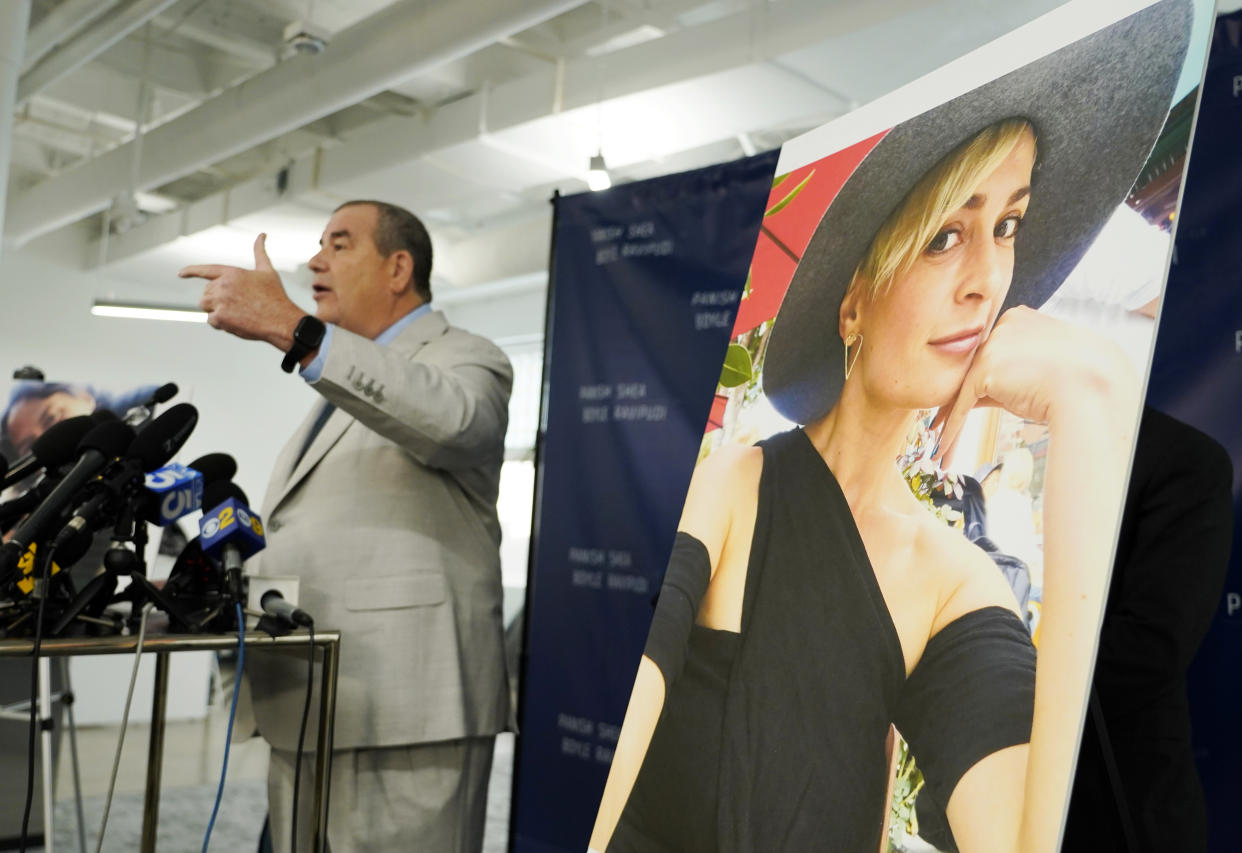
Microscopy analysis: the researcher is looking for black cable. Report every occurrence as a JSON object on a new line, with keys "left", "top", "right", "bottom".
{"left": 20, "top": 541, "right": 57, "bottom": 852}
{"left": 290, "top": 622, "right": 315, "bottom": 853}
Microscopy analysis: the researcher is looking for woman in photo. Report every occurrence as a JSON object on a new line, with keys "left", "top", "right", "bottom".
{"left": 589, "top": 2, "right": 1191, "bottom": 851}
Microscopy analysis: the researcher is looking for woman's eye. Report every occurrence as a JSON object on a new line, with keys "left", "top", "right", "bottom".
{"left": 995, "top": 214, "right": 1022, "bottom": 239}
{"left": 926, "top": 228, "right": 962, "bottom": 255}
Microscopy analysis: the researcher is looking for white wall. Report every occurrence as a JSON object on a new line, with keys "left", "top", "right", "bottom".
{"left": 440, "top": 284, "right": 547, "bottom": 344}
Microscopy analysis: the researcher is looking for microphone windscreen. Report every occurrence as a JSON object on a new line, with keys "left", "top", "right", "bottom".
{"left": 151, "top": 383, "right": 178, "bottom": 404}
{"left": 28, "top": 415, "right": 93, "bottom": 467}
{"left": 127, "top": 403, "right": 198, "bottom": 471}
{"left": 77, "top": 421, "right": 135, "bottom": 459}
{"left": 203, "top": 480, "right": 249, "bottom": 509}
{"left": 186, "top": 453, "right": 237, "bottom": 486}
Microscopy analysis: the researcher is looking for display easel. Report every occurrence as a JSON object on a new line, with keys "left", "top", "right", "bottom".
{"left": 0, "top": 658, "right": 86, "bottom": 853}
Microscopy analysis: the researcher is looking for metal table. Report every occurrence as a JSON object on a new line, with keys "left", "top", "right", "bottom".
{"left": 0, "top": 629, "right": 341, "bottom": 853}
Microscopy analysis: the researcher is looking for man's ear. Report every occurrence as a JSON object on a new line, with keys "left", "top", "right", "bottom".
{"left": 388, "top": 250, "right": 415, "bottom": 295}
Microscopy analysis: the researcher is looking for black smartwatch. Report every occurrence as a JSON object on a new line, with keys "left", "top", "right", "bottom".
{"left": 282, "top": 315, "right": 326, "bottom": 373}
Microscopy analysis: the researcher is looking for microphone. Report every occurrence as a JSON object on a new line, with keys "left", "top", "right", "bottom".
{"left": 150, "top": 382, "right": 179, "bottom": 405}
{"left": 1, "top": 414, "right": 95, "bottom": 489}
{"left": 51, "top": 403, "right": 200, "bottom": 549}
{"left": 128, "top": 403, "right": 198, "bottom": 471}
{"left": 142, "top": 463, "right": 204, "bottom": 526}
{"left": 0, "top": 420, "right": 135, "bottom": 576}
{"left": 134, "top": 452, "right": 235, "bottom": 527}
{"left": 260, "top": 590, "right": 313, "bottom": 627}
{"left": 124, "top": 382, "right": 179, "bottom": 427}
{"left": 0, "top": 476, "right": 59, "bottom": 531}
{"left": 199, "top": 481, "right": 266, "bottom": 603}
{"left": 186, "top": 453, "right": 237, "bottom": 486}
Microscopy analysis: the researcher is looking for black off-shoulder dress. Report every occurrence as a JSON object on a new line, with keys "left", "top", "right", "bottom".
{"left": 611, "top": 428, "right": 1035, "bottom": 852}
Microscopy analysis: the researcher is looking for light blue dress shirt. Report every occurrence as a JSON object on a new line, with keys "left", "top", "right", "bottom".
{"left": 299, "top": 302, "right": 434, "bottom": 382}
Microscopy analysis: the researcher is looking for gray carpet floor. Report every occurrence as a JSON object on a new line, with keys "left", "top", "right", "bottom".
{"left": 49, "top": 778, "right": 268, "bottom": 853}
{"left": 34, "top": 733, "right": 513, "bottom": 853}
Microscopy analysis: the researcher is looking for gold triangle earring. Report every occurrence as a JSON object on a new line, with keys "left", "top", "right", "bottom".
{"left": 844, "top": 333, "right": 863, "bottom": 380}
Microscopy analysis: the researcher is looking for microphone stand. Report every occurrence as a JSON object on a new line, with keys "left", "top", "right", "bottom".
{"left": 111, "top": 506, "right": 197, "bottom": 633}
{"left": 50, "top": 503, "right": 196, "bottom": 636}
{"left": 0, "top": 536, "right": 68, "bottom": 638}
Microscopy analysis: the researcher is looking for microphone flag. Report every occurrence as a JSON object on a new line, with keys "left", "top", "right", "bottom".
{"left": 144, "top": 463, "right": 204, "bottom": 525}
{"left": 199, "top": 497, "right": 266, "bottom": 561}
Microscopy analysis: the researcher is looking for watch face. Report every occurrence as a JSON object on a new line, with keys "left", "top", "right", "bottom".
{"left": 283, "top": 316, "right": 324, "bottom": 372}
{"left": 296, "top": 316, "right": 325, "bottom": 347}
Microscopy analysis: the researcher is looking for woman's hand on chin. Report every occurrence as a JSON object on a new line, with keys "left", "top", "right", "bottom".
{"left": 931, "top": 306, "right": 1139, "bottom": 463}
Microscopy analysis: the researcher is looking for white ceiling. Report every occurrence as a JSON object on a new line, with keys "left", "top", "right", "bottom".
{"left": 5, "top": 0, "right": 1080, "bottom": 311}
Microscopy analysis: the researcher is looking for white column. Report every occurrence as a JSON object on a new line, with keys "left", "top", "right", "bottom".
{"left": 0, "top": 1, "right": 31, "bottom": 260}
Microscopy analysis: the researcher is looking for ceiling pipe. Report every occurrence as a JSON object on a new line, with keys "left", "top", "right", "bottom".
{"left": 90, "top": 0, "right": 937, "bottom": 268}
{"left": 6, "top": 0, "right": 590, "bottom": 245}
{"left": 149, "top": 13, "right": 277, "bottom": 67}
{"left": 0, "top": 1, "right": 31, "bottom": 258}
{"left": 17, "top": 0, "right": 181, "bottom": 103}
{"left": 21, "top": 0, "right": 121, "bottom": 73}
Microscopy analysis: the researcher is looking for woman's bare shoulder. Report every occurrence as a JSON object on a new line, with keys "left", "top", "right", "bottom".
{"left": 678, "top": 443, "right": 764, "bottom": 565}
{"left": 685, "top": 439, "right": 760, "bottom": 501}
{"left": 700, "top": 439, "right": 765, "bottom": 474}
{"left": 913, "top": 515, "right": 1023, "bottom": 631}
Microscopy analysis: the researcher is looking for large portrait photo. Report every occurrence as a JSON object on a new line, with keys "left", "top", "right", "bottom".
{"left": 588, "top": 1, "right": 1207, "bottom": 851}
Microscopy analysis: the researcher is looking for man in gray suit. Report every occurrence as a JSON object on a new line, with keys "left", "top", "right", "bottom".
{"left": 181, "top": 200, "right": 512, "bottom": 852}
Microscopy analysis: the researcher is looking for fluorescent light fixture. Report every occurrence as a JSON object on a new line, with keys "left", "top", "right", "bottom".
{"left": 584, "top": 24, "right": 665, "bottom": 57}
{"left": 587, "top": 152, "right": 612, "bottom": 191}
{"left": 92, "top": 301, "right": 208, "bottom": 323}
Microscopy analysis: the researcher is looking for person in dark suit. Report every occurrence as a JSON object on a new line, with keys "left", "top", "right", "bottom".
{"left": 1063, "top": 406, "right": 1233, "bottom": 853}
{"left": 182, "top": 200, "right": 512, "bottom": 853}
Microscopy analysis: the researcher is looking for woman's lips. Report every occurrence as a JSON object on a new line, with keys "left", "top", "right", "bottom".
{"left": 928, "top": 327, "right": 983, "bottom": 355}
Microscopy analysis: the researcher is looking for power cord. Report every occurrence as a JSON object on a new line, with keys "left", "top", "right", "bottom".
{"left": 94, "top": 601, "right": 155, "bottom": 853}
{"left": 201, "top": 602, "right": 244, "bottom": 853}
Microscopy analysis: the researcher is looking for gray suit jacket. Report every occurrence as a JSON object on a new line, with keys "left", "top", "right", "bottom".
{"left": 245, "top": 310, "right": 513, "bottom": 752}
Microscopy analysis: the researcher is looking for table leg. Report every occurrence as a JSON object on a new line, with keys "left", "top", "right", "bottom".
{"left": 140, "top": 652, "right": 170, "bottom": 853}
{"left": 39, "top": 657, "right": 54, "bottom": 853}
{"left": 311, "top": 638, "right": 339, "bottom": 853}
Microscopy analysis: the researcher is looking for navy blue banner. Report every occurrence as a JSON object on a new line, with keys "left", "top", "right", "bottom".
{"left": 1145, "top": 11, "right": 1242, "bottom": 851}
{"left": 512, "top": 152, "right": 778, "bottom": 853}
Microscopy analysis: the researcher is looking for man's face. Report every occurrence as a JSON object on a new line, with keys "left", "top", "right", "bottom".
{"left": 5, "top": 389, "right": 96, "bottom": 456}
{"left": 306, "top": 204, "right": 395, "bottom": 337}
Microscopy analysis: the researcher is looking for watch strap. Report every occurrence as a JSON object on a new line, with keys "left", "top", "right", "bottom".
{"left": 282, "top": 315, "right": 326, "bottom": 373}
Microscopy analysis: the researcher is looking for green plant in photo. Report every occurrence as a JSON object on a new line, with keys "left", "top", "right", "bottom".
{"left": 719, "top": 343, "right": 753, "bottom": 389}
{"left": 766, "top": 171, "right": 814, "bottom": 217}
{"left": 888, "top": 736, "right": 925, "bottom": 850}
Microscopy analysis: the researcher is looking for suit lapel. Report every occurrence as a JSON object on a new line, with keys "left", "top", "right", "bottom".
{"left": 262, "top": 402, "right": 322, "bottom": 514}
{"left": 265, "top": 310, "right": 448, "bottom": 514}
{"left": 270, "top": 403, "right": 351, "bottom": 511}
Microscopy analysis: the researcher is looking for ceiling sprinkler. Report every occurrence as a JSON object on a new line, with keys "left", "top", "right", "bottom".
{"left": 283, "top": 20, "right": 329, "bottom": 56}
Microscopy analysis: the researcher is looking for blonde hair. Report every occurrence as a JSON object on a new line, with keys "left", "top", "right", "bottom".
{"left": 849, "top": 118, "right": 1036, "bottom": 300}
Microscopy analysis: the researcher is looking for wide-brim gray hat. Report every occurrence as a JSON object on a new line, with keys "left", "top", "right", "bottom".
{"left": 762, "top": 0, "right": 1192, "bottom": 425}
